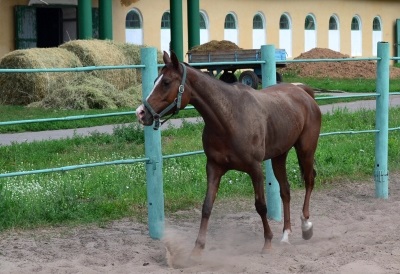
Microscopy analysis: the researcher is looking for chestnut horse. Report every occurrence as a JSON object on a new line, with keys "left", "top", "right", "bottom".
{"left": 136, "top": 51, "right": 321, "bottom": 254}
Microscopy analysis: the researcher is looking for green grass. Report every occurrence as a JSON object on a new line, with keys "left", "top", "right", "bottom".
{"left": 0, "top": 105, "right": 200, "bottom": 133}
{"left": 0, "top": 107, "right": 400, "bottom": 231}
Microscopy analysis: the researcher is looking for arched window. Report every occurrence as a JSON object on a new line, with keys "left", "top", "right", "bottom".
{"left": 224, "top": 13, "right": 236, "bottom": 29}
{"left": 304, "top": 14, "right": 316, "bottom": 51}
{"left": 305, "top": 15, "right": 315, "bottom": 30}
{"left": 161, "top": 12, "right": 170, "bottom": 29}
{"left": 200, "top": 13, "right": 206, "bottom": 29}
{"left": 351, "top": 15, "right": 362, "bottom": 56}
{"left": 252, "top": 13, "right": 265, "bottom": 49}
{"left": 200, "top": 11, "right": 209, "bottom": 44}
{"left": 351, "top": 17, "right": 360, "bottom": 30}
{"left": 372, "top": 16, "right": 382, "bottom": 56}
{"left": 373, "top": 17, "right": 381, "bottom": 31}
{"left": 224, "top": 13, "right": 238, "bottom": 44}
{"left": 126, "top": 10, "right": 141, "bottom": 29}
{"left": 160, "top": 11, "right": 171, "bottom": 53}
{"left": 253, "top": 14, "right": 263, "bottom": 29}
{"left": 328, "top": 15, "right": 340, "bottom": 52}
{"left": 329, "top": 16, "right": 338, "bottom": 30}
{"left": 125, "top": 9, "right": 143, "bottom": 45}
{"left": 279, "top": 13, "right": 292, "bottom": 57}
{"left": 280, "top": 14, "right": 290, "bottom": 29}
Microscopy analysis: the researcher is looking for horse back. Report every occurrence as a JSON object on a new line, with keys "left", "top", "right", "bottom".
{"left": 291, "top": 83, "right": 315, "bottom": 99}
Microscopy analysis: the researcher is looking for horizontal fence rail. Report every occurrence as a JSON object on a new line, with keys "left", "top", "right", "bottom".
{"left": 0, "top": 111, "right": 135, "bottom": 126}
{"left": 0, "top": 64, "right": 145, "bottom": 73}
{"left": 0, "top": 43, "right": 398, "bottom": 239}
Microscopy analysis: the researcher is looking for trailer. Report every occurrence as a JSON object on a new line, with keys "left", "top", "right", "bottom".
{"left": 187, "top": 48, "right": 287, "bottom": 89}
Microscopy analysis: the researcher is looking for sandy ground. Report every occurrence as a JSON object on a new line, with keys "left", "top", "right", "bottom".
{"left": 0, "top": 173, "right": 400, "bottom": 274}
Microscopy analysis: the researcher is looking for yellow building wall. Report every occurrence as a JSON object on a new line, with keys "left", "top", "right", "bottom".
{"left": 0, "top": 0, "right": 27, "bottom": 56}
{"left": 119, "top": 0, "right": 400, "bottom": 60}
{"left": 1, "top": 0, "right": 400, "bottom": 60}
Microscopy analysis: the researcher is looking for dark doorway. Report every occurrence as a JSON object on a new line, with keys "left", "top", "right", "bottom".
{"left": 36, "top": 8, "right": 62, "bottom": 48}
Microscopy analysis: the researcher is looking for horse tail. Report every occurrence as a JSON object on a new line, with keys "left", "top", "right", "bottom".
{"left": 292, "top": 83, "right": 315, "bottom": 99}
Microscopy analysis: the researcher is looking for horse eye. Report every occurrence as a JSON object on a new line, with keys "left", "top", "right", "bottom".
{"left": 162, "top": 79, "right": 171, "bottom": 87}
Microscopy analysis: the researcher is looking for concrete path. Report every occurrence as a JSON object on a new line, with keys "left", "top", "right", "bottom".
{"left": 1, "top": 95, "right": 400, "bottom": 146}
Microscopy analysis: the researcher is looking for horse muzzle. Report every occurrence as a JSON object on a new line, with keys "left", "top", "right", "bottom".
{"left": 135, "top": 104, "right": 154, "bottom": 126}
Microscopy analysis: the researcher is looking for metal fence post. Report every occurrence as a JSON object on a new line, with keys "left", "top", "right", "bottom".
{"left": 374, "top": 42, "right": 390, "bottom": 199}
{"left": 141, "top": 47, "right": 165, "bottom": 239}
{"left": 261, "top": 45, "right": 282, "bottom": 221}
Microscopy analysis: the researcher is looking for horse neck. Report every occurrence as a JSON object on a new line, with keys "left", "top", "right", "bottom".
{"left": 186, "top": 67, "right": 237, "bottom": 130}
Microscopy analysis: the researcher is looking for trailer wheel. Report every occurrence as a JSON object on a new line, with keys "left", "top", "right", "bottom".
{"left": 239, "top": 71, "right": 259, "bottom": 89}
{"left": 276, "top": 72, "right": 283, "bottom": 83}
{"left": 219, "top": 71, "right": 237, "bottom": 83}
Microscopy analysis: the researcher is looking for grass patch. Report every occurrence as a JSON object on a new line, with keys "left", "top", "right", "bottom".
{"left": 0, "top": 108, "right": 400, "bottom": 231}
{"left": 0, "top": 105, "right": 199, "bottom": 133}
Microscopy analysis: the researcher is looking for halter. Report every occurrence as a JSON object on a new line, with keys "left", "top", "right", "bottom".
{"left": 143, "top": 63, "right": 187, "bottom": 130}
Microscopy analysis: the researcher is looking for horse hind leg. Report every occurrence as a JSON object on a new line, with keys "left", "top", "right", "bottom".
{"left": 271, "top": 152, "right": 292, "bottom": 244}
{"left": 295, "top": 143, "right": 318, "bottom": 240}
{"left": 248, "top": 164, "right": 274, "bottom": 252}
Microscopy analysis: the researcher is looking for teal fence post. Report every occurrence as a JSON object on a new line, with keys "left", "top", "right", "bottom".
{"left": 374, "top": 42, "right": 389, "bottom": 199}
{"left": 141, "top": 47, "right": 165, "bottom": 239}
{"left": 261, "top": 45, "right": 282, "bottom": 221}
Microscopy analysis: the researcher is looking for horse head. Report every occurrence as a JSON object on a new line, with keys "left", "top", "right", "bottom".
{"left": 136, "top": 51, "right": 191, "bottom": 129}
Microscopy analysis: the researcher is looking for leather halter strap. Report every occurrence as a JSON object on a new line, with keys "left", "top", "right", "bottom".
{"left": 143, "top": 63, "right": 187, "bottom": 130}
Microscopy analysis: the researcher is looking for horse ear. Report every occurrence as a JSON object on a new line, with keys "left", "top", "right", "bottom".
{"left": 170, "top": 51, "right": 181, "bottom": 70}
{"left": 163, "top": 51, "right": 171, "bottom": 64}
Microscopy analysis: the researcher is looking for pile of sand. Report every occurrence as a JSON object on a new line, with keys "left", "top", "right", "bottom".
{"left": 279, "top": 47, "right": 400, "bottom": 79}
{"left": 188, "top": 40, "right": 242, "bottom": 53}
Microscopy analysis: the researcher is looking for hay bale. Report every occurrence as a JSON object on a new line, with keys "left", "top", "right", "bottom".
{"left": 0, "top": 48, "right": 82, "bottom": 105}
{"left": 29, "top": 74, "right": 138, "bottom": 110}
{"left": 60, "top": 39, "right": 138, "bottom": 90}
{"left": 111, "top": 42, "right": 163, "bottom": 84}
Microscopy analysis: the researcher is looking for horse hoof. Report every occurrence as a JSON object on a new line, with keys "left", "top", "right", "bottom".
{"left": 280, "top": 229, "right": 291, "bottom": 244}
{"left": 301, "top": 216, "right": 313, "bottom": 240}
{"left": 302, "top": 226, "right": 313, "bottom": 240}
{"left": 261, "top": 247, "right": 272, "bottom": 254}
{"left": 190, "top": 248, "right": 203, "bottom": 259}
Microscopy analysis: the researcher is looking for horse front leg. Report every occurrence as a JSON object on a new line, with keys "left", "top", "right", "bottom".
{"left": 271, "top": 153, "right": 292, "bottom": 244}
{"left": 249, "top": 164, "right": 273, "bottom": 253}
{"left": 191, "top": 161, "right": 225, "bottom": 257}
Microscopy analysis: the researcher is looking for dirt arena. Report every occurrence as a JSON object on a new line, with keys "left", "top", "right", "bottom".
{"left": 0, "top": 172, "right": 399, "bottom": 274}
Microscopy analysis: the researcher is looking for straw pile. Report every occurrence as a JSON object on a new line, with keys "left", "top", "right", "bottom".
{"left": 0, "top": 48, "right": 81, "bottom": 105}
{"left": 60, "top": 40, "right": 136, "bottom": 90}
{"left": 29, "top": 74, "right": 139, "bottom": 110}
{"left": 0, "top": 40, "right": 163, "bottom": 109}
